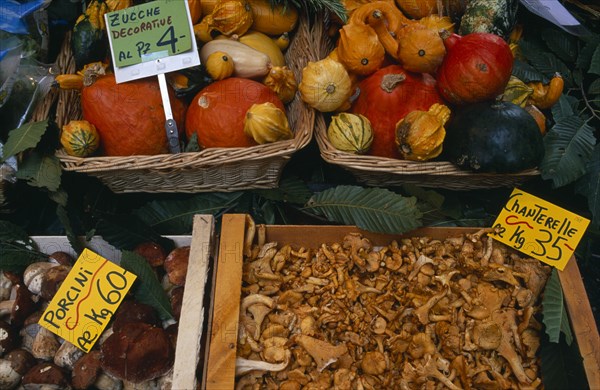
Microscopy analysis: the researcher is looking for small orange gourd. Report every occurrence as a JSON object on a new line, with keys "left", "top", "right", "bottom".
{"left": 526, "top": 73, "right": 564, "bottom": 109}
{"left": 336, "top": 22, "right": 385, "bottom": 76}
{"left": 395, "top": 103, "right": 451, "bottom": 161}
{"left": 205, "top": 51, "right": 234, "bottom": 81}
{"left": 299, "top": 57, "right": 352, "bottom": 112}
{"left": 397, "top": 24, "right": 446, "bottom": 74}
{"left": 395, "top": 0, "right": 438, "bottom": 19}
{"left": 263, "top": 66, "right": 297, "bottom": 104}
{"left": 209, "top": 0, "right": 253, "bottom": 36}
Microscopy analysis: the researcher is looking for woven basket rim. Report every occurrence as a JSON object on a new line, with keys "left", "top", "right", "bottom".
{"left": 315, "top": 113, "right": 541, "bottom": 180}
{"left": 56, "top": 12, "right": 319, "bottom": 174}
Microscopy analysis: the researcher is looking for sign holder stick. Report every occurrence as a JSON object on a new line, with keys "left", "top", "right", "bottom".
{"left": 157, "top": 71, "right": 181, "bottom": 153}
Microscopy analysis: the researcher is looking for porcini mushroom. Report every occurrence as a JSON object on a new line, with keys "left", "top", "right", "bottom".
{"left": 0, "top": 349, "right": 36, "bottom": 389}
{"left": 133, "top": 242, "right": 167, "bottom": 268}
{"left": 21, "top": 362, "right": 71, "bottom": 389}
{"left": 163, "top": 246, "right": 190, "bottom": 286}
{"left": 0, "top": 320, "right": 17, "bottom": 356}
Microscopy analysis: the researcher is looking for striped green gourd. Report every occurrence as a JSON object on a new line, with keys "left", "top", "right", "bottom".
{"left": 327, "top": 113, "right": 374, "bottom": 154}
{"left": 60, "top": 120, "right": 100, "bottom": 157}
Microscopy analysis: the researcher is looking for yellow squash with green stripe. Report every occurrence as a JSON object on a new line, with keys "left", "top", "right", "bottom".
{"left": 327, "top": 113, "right": 373, "bottom": 154}
{"left": 61, "top": 120, "right": 100, "bottom": 157}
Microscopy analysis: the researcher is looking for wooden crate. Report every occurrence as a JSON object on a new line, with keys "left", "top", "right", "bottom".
{"left": 203, "top": 215, "right": 600, "bottom": 390}
{"left": 31, "top": 214, "right": 215, "bottom": 389}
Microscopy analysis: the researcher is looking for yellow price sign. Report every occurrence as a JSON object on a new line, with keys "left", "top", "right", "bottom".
{"left": 39, "top": 249, "right": 137, "bottom": 352}
{"left": 492, "top": 188, "right": 590, "bottom": 270}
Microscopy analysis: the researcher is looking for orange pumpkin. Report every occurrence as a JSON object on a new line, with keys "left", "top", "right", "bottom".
{"left": 185, "top": 78, "right": 285, "bottom": 148}
{"left": 397, "top": 24, "right": 446, "bottom": 74}
{"left": 81, "top": 75, "right": 186, "bottom": 156}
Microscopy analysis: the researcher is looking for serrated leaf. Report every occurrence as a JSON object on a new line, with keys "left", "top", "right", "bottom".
{"left": 304, "top": 185, "right": 422, "bottom": 234}
{"left": 135, "top": 192, "right": 242, "bottom": 234}
{"left": 576, "top": 36, "right": 599, "bottom": 69}
{"left": 542, "top": 28, "right": 578, "bottom": 63}
{"left": 94, "top": 214, "right": 175, "bottom": 252}
{"left": 540, "top": 116, "right": 596, "bottom": 188}
{"left": 512, "top": 59, "right": 545, "bottom": 82}
{"left": 120, "top": 251, "right": 173, "bottom": 321}
{"left": 519, "top": 41, "right": 573, "bottom": 86}
{"left": 0, "top": 241, "right": 48, "bottom": 272}
{"left": 588, "top": 78, "right": 600, "bottom": 95}
{"left": 15, "top": 152, "right": 62, "bottom": 192}
{"left": 0, "top": 220, "right": 33, "bottom": 243}
{"left": 57, "top": 204, "right": 84, "bottom": 255}
{"left": 551, "top": 95, "right": 577, "bottom": 120}
{"left": 542, "top": 269, "right": 573, "bottom": 345}
{"left": 590, "top": 44, "right": 600, "bottom": 75}
{"left": 400, "top": 184, "right": 445, "bottom": 209}
{"left": 253, "top": 176, "right": 313, "bottom": 204}
{"left": 540, "top": 338, "right": 572, "bottom": 390}
{"left": 1, "top": 120, "right": 48, "bottom": 161}
{"left": 575, "top": 145, "right": 600, "bottom": 228}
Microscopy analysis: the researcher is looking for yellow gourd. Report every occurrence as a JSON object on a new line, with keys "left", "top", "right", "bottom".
{"left": 248, "top": 0, "right": 299, "bottom": 35}
{"left": 526, "top": 73, "right": 564, "bottom": 109}
{"left": 263, "top": 66, "right": 297, "bottom": 104}
{"left": 273, "top": 33, "right": 290, "bottom": 51}
{"left": 502, "top": 76, "right": 533, "bottom": 107}
{"left": 395, "top": 0, "right": 438, "bottom": 19}
{"left": 194, "top": 16, "right": 216, "bottom": 43}
{"left": 200, "top": 0, "right": 220, "bottom": 15}
{"left": 238, "top": 30, "right": 286, "bottom": 67}
{"left": 187, "top": 0, "right": 203, "bottom": 23}
{"left": 209, "top": 0, "right": 253, "bottom": 36}
{"left": 299, "top": 57, "right": 352, "bottom": 112}
{"left": 395, "top": 103, "right": 451, "bottom": 161}
{"left": 54, "top": 74, "right": 84, "bottom": 90}
{"left": 205, "top": 51, "right": 235, "bottom": 80}
{"left": 243, "top": 102, "right": 293, "bottom": 144}
{"left": 336, "top": 22, "right": 385, "bottom": 76}
{"left": 327, "top": 113, "right": 374, "bottom": 154}
{"left": 418, "top": 15, "right": 455, "bottom": 33}
{"left": 397, "top": 24, "right": 446, "bottom": 74}
{"left": 61, "top": 120, "right": 100, "bottom": 157}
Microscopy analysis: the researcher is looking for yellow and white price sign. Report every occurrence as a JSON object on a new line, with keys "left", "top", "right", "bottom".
{"left": 39, "top": 249, "right": 137, "bottom": 352}
{"left": 491, "top": 188, "right": 590, "bottom": 270}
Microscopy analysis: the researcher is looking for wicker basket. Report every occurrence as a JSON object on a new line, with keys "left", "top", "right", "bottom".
{"left": 55, "top": 13, "right": 321, "bottom": 193}
{"left": 315, "top": 114, "right": 541, "bottom": 190}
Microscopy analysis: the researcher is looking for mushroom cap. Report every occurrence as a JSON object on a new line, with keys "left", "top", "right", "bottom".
{"left": 100, "top": 322, "right": 174, "bottom": 383}
{"left": 23, "top": 262, "right": 58, "bottom": 296}
{"left": 71, "top": 350, "right": 102, "bottom": 390}
{"left": 169, "top": 287, "right": 184, "bottom": 321}
{"left": 10, "top": 284, "right": 36, "bottom": 326}
{"left": 134, "top": 242, "right": 167, "bottom": 268}
{"left": 164, "top": 246, "right": 190, "bottom": 286}
{"left": 6, "top": 349, "right": 36, "bottom": 376}
{"left": 21, "top": 362, "right": 70, "bottom": 388}
{"left": 0, "top": 320, "right": 18, "bottom": 356}
{"left": 111, "top": 301, "right": 161, "bottom": 332}
{"left": 40, "top": 265, "right": 71, "bottom": 301}
{"left": 48, "top": 251, "right": 75, "bottom": 266}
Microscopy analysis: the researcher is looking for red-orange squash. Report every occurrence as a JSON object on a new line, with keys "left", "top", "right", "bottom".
{"left": 185, "top": 78, "right": 284, "bottom": 148}
{"left": 81, "top": 74, "right": 186, "bottom": 156}
{"left": 351, "top": 65, "right": 444, "bottom": 159}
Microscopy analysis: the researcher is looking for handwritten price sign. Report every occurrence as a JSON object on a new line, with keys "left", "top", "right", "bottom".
{"left": 492, "top": 188, "right": 590, "bottom": 270}
{"left": 39, "top": 249, "right": 136, "bottom": 352}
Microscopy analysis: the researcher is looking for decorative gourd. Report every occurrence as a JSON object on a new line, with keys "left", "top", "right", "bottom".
{"left": 200, "top": 0, "right": 220, "bottom": 15}
{"left": 209, "top": 0, "right": 253, "bottom": 36}
{"left": 395, "top": 0, "right": 437, "bottom": 19}
{"left": 70, "top": 0, "right": 109, "bottom": 70}
{"left": 105, "top": 0, "right": 132, "bottom": 11}
{"left": 350, "top": 1, "right": 409, "bottom": 36}
{"left": 243, "top": 102, "right": 293, "bottom": 144}
{"left": 418, "top": 15, "right": 455, "bottom": 33}
{"left": 199, "top": 39, "right": 270, "bottom": 79}
{"left": 299, "top": 58, "right": 352, "bottom": 112}
{"left": 524, "top": 104, "right": 547, "bottom": 135}
{"left": 248, "top": 0, "right": 298, "bottom": 35}
{"left": 397, "top": 24, "right": 446, "bottom": 74}
{"left": 194, "top": 16, "right": 216, "bottom": 43}
{"left": 501, "top": 76, "right": 533, "bottom": 107}
{"left": 187, "top": 0, "right": 203, "bottom": 23}
{"left": 365, "top": 9, "right": 400, "bottom": 61}
{"left": 336, "top": 22, "right": 385, "bottom": 76}
{"left": 54, "top": 74, "right": 84, "bottom": 90}
{"left": 60, "top": 120, "right": 100, "bottom": 157}
{"left": 395, "top": 103, "right": 451, "bottom": 161}
{"left": 444, "top": 101, "right": 544, "bottom": 173}
{"left": 205, "top": 51, "right": 234, "bottom": 81}
{"left": 351, "top": 65, "right": 444, "bottom": 159}
{"left": 526, "top": 73, "right": 564, "bottom": 109}
{"left": 263, "top": 66, "right": 297, "bottom": 104}
{"left": 327, "top": 113, "right": 374, "bottom": 154}
{"left": 238, "top": 30, "right": 286, "bottom": 67}
{"left": 185, "top": 78, "right": 284, "bottom": 148}
{"left": 436, "top": 32, "right": 513, "bottom": 105}
{"left": 273, "top": 33, "right": 290, "bottom": 51}
{"left": 82, "top": 75, "right": 186, "bottom": 156}
{"left": 459, "top": 0, "right": 519, "bottom": 40}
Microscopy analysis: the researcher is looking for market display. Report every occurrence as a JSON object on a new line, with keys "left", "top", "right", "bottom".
{"left": 235, "top": 225, "right": 552, "bottom": 389}
{"left": 56, "top": 0, "right": 300, "bottom": 157}
{"left": 307, "top": 0, "right": 564, "bottom": 173}
{"left": 0, "top": 244, "right": 190, "bottom": 389}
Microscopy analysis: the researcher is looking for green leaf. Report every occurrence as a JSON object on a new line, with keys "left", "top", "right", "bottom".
{"left": 551, "top": 95, "right": 576, "bottom": 121}
{"left": 575, "top": 145, "right": 600, "bottom": 228}
{"left": 0, "top": 220, "right": 33, "bottom": 243}
{"left": 15, "top": 152, "right": 62, "bottom": 192}
{"left": 400, "top": 184, "right": 444, "bottom": 209}
{"left": 519, "top": 41, "right": 572, "bottom": 86}
{"left": 253, "top": 176, "right": 313, "bottom": 204}
{"left": 94, "top": 214, "right": 175, "bottom": 252}
{"left": 304, "top": 185, "right": 422, "bottom": 234}
{"left": 590, "top": 44, "right": 600, "bottom": 75}
{"left": 48, "top": 189, "right": 68, "bottom": 207}
{"left": 542, "top": 269, "right": 573, "bottom": 345}
{"left": 0, "top": 241, "right": 48, "bottom": 272}
{"left": 542, "top": 28, "right": 578, "bottom": 63}
{"left": 120, "top": 251, "right": 173, "bottom": 321}
{"left": 576, "top": 36, "right": 599, "bottom": 70}
{"left": 512, "top": 59, "right": 545, "bottom": 82}
{"left": 540, "top": 336, "right": 587, "bottom": 390}
{"left": 1, "top": 120, "right": 48, "bottom": 161}
{"left": 57, "top": 204, "right": 84, "bottom": 256}
{"left": 588, "top": 78, "right": 600, "bottom": 95}
{"left": 540, "top": 116, "right": 596, "bottom": 188}
{"left": 135, "top": 192, "right": 242, "bottom": 234}
{"left": 184, "top": 132, "right": 200, "bottom": 152}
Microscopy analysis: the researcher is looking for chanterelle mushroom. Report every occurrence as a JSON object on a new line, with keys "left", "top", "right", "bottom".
{"left": 293, "top": 335, "right": 348, "bottom": 372}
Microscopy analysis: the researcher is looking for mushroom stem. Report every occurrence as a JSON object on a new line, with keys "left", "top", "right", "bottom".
{"left": 235, "top": 354, "right": 290, "bottom": 377}
{"left": 0, "top": 300, "right": 14, "bottom": 316}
